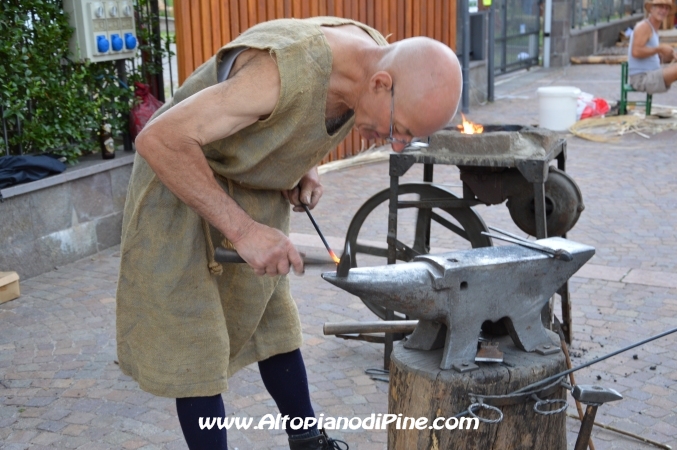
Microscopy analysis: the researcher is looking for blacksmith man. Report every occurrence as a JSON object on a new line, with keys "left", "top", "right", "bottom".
{"left": 116, "top": 16, "right": 462, "bottom": 449}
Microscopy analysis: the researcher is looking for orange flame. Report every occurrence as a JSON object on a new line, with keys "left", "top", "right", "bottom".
{"left": 457, "top": 114, "right": 484, "bottom": 134}
{"left": 329, "top": 250, "right": 341, "bottom": 265}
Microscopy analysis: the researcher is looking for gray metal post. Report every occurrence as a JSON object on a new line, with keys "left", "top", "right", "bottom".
{"left": 487, "top": 7, "right": 495, "bottom": 102}
{"left": 461, "top": 0, "right": 471, "bottom": 113}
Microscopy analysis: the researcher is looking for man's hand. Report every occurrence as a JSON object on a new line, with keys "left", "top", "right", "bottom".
{"left": 231, "top": 221, "right": 304, "bottom": 276}
{"left": 658, "top": 43, "right": 675, "bottom": 62}
{"left": 282, "top": 166, "right": 323, "bottom": 212}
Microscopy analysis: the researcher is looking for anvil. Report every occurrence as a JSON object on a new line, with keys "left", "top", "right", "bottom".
{"left": 322, "top": 237, "right": 595, "bottom": 371}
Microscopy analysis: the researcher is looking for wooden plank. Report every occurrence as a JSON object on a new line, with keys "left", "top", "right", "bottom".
{"left": 266, "top": 0, "right": 275, "bottom": 21}
{"left": 434, "top": 0, "right": 441, "bottom": 41}
{"left": 352, "top": 129, "right": 360, "bottom": 156}
{"left": 374, "top": 0, "right": 382, "bottom": 33}
{"left": 301, "top": 0, "right": 310, "bottom": 17}
{"left": 190, "top": 0, "right": 203, "bottom": 69}
{"left": 570, "top": 55, "right": 627, "bottom": 64}
{"left": 332, "top": 0, "right": 342, "bottom": 17}
{"left": 258, "top": 0, "right": 267, "bottom": 22}
{"left": 412, "top": 0, "right": 420, "bottom": 36}
{"left": 319, "top": 0, "right": 327, "bottom": 16}
{"left": 219, "top": 0, "right": 231, "bottom": 45}
{"left": 275, "top": 0, "right": 284, "bottom": 18}
{"left": 344, "top": 128, "right": 353, "bottom": 157}
{"left": 310, "top": 0, "right": 319, "bottom": 17}
{"left": 210, "top": 0, "right": 221, "bottom": 52}
{"left": 359, "top": 0, "right": 367, "bottom": 23}
{"left": 441, "top": 0, "right": 449, "bottom": 46}
{"left": 397, "top": 0, "right": 404, "bottom": 40}
{"left": 292, "top": 0, "right": 302, "bottom": 18}
{"left": 238, "top": 0, "right": 248, "bottom": 32}
{"left": 448, "top": 0, "right": 456, "bottom": 49}
{"left": 175, "top": 0, "right": 193, "bottom": 84}
{"left": 199, "top": 0, "right": 211, "bottom": 60}
{"left": 230, "top": 0, "right": 240, "bottom": 40}
{"left": 248, "top": 0, "right": 257, "bottom": 27}
{"left": 426, "top": 0, "right": 434, "bottom": 38}
{"left": 366, "top": 0, "right": 374, "bottom": 26}
{"left": 389, "top": 0, "right": 397, "bottom": 41}
{"left": 284, "top": 0, "right": 292, "bottom": 17}
{"left": 404, "top": 0, "right": 412, "bottom": 37}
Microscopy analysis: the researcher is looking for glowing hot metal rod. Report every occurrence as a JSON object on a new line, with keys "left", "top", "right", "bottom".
{"left": 322, "top": 237, "right": 595, "bottom": 372}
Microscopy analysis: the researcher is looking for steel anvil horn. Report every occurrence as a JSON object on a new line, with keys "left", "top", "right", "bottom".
{"left": 322, "top": 237, "right": 595, "bottom": 371}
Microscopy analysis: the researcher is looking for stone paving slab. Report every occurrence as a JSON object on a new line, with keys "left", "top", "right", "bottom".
{"left": 2, "top": 64, "right": 677, "bottom": 449}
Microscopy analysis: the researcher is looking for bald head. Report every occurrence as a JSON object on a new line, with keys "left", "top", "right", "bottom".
{"left": 379, "top": 37, "right": 462, "bottom": 135}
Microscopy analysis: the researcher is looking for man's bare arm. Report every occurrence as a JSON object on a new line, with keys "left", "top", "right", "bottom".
{"left": 631, "top": 22, "right": 671, "bottom": 60}
{"left": 135, "top": 49, "right": 303, "bottom": 276}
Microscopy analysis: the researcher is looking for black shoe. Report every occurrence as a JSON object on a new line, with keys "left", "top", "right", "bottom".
{"left": 288, "top": 429, "right": 349, "bottom": 450}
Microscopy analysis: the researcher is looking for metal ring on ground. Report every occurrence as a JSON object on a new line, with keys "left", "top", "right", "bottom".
{"left": 467, "top": 403, "right": 504, "bottom": 424}
{"left": 533, "top": 398, "right": 568, "bottom": 415}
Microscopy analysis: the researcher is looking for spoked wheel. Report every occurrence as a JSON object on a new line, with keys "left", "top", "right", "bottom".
{"left": 344, "top": 183, "right": 493, "bottom": 319}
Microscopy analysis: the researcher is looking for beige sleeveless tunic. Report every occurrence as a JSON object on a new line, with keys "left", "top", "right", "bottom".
{"left": 116, "top": 17, "right": 388, "bottom": 398}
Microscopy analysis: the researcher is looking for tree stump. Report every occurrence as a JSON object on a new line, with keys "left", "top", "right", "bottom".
{"left": 388, "top": 332, "right": 567, "bottom": 449}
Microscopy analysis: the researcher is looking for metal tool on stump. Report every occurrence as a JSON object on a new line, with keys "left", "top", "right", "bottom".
{"left": 572, "top": 385, "right": 623, "bottom": 450}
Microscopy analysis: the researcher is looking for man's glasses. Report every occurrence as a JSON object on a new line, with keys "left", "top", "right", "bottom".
{"left": 385, "top": 85, "right": 430, "bottom": 149}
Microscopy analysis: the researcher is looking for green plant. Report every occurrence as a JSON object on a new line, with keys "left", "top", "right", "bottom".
{"left": 0, "top": 0, "right": 171, "bottom": 163}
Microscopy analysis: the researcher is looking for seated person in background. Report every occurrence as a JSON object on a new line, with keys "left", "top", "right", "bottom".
{"left": 628, "top": 0, "right": 677, "bottom": 94}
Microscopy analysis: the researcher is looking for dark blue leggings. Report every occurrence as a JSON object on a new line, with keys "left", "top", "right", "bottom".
{"left": 176, "top": 349, "right": 315, "bottom": 450}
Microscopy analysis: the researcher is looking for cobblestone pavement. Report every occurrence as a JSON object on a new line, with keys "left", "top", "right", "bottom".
{"left": 2, "top": 64, "right": 676, "bottom": 449}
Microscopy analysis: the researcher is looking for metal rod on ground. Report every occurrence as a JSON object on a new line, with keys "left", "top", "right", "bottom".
{"left": 555, "top": 318, "right": 594, "bottom": 450}
{"left": 566, "top": 412, "right": 673, "bottom": 450}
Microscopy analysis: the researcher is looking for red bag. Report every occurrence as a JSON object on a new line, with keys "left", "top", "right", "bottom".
{"left": 580, "top": 97, "right": 610, "bottom": 120}
{"left": 129, "top": 82, "right": 163, "bottom": 139}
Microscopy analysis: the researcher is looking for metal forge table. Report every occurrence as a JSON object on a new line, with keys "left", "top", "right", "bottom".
{"left": 344, "top": 126, "right": 584, "bottom": 368}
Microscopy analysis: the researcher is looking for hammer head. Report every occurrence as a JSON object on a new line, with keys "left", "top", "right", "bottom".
{"left": 572, "top": 385, "right": 623, "bottom": 405}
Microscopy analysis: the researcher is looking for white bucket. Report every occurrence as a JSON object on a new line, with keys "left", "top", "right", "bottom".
{"left": 536, "top": 86, "right": 581, "bottom": 131}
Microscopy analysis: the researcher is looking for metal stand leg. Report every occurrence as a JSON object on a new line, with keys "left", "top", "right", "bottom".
{"left": 556, "top": 145, "right": 573, "bottom": 343}
{"left": 533, "top": 181, "right": 552, "bottom": 328}
{"left": 385, "top": 173, "right": 400, "bottom": 370}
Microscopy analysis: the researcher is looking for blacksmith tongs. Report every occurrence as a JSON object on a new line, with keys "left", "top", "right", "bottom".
{"left": 481, "top": 227, "right": 573, "bottom": 262}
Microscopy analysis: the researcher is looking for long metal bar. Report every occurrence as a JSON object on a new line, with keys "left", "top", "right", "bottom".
{"left": 514, "top": 326, "right": 677, "bottom": 395}
{"left": 501, "top": 0, "right": 507, "bottom": 73}
{"left": 455, "top": 326, "right": 677, "bottom": 419}
{"left": 481, "top": 232, "right": 573, "bottom": 261}
{"left": 398, "top": 198, "right": 481, "bottom": 209}
{"left": 324, "top": 320, "right": 418, "bottom": 336}
{"left": 303, "top": 204, "right": 339, "bottom": 263}
{"left": 487, "top": 6, "right": 495, "bottom": 101}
